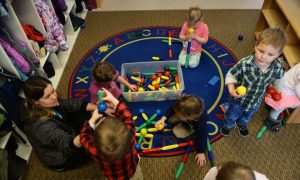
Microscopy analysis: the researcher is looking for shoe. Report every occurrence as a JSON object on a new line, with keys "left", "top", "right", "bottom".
{"left": 220, "top": 126, "right": 230, "bottom": 136}
{"left": 266, "top": 117, "right": 282, "bottom": 133}
{"left": 238, "top": 126, "right": 249, "bottom": 137}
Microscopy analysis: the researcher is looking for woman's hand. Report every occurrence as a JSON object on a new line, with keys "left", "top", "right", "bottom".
{"left": 195, "top": 153, "right": 206, "bottom": 166}
{"left": 89, "top": 109, "right": 103, "bottom": 125}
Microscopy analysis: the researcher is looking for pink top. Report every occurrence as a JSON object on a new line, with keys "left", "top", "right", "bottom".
{"left": 180, "top": 21, "right": 209, "bottom": 55}
{"left": 89, "top": 71, "right": 121, "bottom": 104}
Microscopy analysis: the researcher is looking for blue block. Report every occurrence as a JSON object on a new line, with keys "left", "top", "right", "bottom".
{"left": 208, "top": 76, "right": 220, "bottom": 85}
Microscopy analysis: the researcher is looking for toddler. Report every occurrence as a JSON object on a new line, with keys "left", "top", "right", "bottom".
{"left": 178, "top": 6, "right": 209, "bottom": 68}
{"left": 155, "top": 94, "right": 208, "bottom": 166}
{"left": 89, "top": 61, "right": 136, "bottom": 104}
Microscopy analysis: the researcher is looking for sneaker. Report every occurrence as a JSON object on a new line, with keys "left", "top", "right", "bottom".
{"left": 238, "top": 126, "right": 249, "bottom": 137}
{"left": 220, "top": 126, "right": 230, "bottom": 136}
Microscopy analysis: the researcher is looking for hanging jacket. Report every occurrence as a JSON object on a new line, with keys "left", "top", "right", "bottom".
{"left": 0, "top": 38, "right": 31, "bottom": 75}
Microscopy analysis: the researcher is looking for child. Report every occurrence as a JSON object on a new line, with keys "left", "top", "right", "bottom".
{"left": 80, "top": 88, "right": 142, "bottom": 180}
{"left": 203, "top": 161, "right": 269, "bottom": 180}
{"left": 265, "top": 63, "right": 300, "bottom": 132}
{"left": 89, "top": 61, "right": 136, "bottom": 104}
{"left": 220, "top": 27, "right": 287, "bottom": 137}
{"left": 178, "top": 6, "right": 209, "bottom": 68}
{"left": 155, "top": 94, "right": 208, "bottom": 166}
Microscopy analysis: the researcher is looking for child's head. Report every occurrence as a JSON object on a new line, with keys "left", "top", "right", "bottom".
{"left": 173, "top": 95, "right": 204, "bottom": 121}
{"left": 92, "top": 61, "right": 116, "bottom": 85}
{"left": 256, "top": 27, "right": 287, "bottom": 53}
{"left": 93, "top": 117, "right": 131, "bottom": 162}
{"left": 186, "top": 6, "right": 202, "bottom": 27}
{"left": 254, "top": 27, "right": 287, "bottom": 66}
{"left": 216, "top": 161, "right": 256, "bottom": 180}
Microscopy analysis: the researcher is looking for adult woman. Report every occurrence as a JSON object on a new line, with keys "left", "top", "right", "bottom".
{"left": 23, "top": 76, "right": 97, "bottom": 170}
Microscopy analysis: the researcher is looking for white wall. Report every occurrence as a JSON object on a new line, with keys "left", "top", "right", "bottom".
{"left": 100, "top": 0, "right": 264, "bottom": 11}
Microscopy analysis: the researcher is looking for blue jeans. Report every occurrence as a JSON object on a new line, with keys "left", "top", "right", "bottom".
{"left": 223, "top": 98, "right": 259, "bottom": 129}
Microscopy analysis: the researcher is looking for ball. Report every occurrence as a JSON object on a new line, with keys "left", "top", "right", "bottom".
{"left": 140, "top": 128, "right": 147, "bottom": 136}
{"left": 97, "top": 103, "right": 107, "bottom": 113}
{"left": 137, "top": 87, "right": 144, "bottom": 92}
{"left": 238, "top": 34, "right": 244, "bottom": 41}
{"left": 188, "top": 28, "right": 194, "bottom": 34}
{"left": 236, "top": 85, "right": 247, "bottom": 95}
{"left": 157, "top": 123, "right": 164, "bottom": 131}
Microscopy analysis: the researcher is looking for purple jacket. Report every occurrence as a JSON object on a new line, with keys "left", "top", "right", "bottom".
{"left": 51, "top": 0, "right": 67, "bottom": 12}
{"left": 0, "top": 38, "right": 31, "bottom": 74}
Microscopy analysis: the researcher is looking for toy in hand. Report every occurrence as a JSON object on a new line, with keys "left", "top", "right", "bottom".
{"left": 267, "top": 86, "right": 281, "bottom": 101}
{"left": 236, "top": 85, "right": 247, "bottom": 96}
{"left": 185, "top": 28, "right": 194, "bottom": 68}
{"left": 97, "top": 90, "right": 107, "bottom": 113}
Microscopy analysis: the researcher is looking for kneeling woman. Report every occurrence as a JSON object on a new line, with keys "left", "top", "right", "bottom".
{"left": 23, "top": 76, "right": 97, "bottom": 171}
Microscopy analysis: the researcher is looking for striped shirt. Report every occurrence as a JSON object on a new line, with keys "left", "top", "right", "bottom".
{"left": 225, "top": 54, "right": 284, "bottom": 110}
{"left": 80, "top": 103, "right": 139, "bottom": 180}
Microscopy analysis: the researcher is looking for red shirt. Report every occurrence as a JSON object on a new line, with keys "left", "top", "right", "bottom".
{"left": 80, "top": 103, "right": 139, "bottom": 180}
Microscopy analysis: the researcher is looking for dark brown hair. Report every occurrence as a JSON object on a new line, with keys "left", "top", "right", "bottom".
{"left": 217, "top": 161, "right": 256, "bottom": 180}
{"left": 23, "top": 76, "right": 54, "bottom": 124}
{"left": 93, "top": 117, "right": 131, "bottom": 162}
{"left": 172, "top": 94, "right": 204, "bottom": 122}
{"left": 92, "top": 61, "right": 116, "bottom": 85}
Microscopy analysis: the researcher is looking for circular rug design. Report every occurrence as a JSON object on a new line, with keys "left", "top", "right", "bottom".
{"left": 69, "top": 26, "right": 238, "bottom": 156}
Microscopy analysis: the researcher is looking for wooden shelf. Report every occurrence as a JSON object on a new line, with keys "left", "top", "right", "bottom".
{"left": 283, "top": 45, "right": 300, "bottom": 67}
{"left": 262, "top": 9, "right": 287, "bottom": 29}
{"left": 276, "top": 0, "right": 300, "bottom": 39}
{"left": 255, "top": 0, "right": 300, "bottom": 68}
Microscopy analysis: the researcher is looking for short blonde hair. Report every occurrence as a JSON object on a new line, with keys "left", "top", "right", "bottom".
{"left": 186, "top": 6, "right": 202, "bottom": 26}
{"left": 256, "top": 27, "right": 287, "bottom": 53}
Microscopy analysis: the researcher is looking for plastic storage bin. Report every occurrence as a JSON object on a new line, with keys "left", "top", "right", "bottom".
{"left": 121, "top": 60, "right": 185, "bottom": 102}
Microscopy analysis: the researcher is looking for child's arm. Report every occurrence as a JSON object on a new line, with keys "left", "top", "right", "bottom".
{"left": 117, "top": 76, "right": 137, "bottom": 91}
{"left": 194, "top": 111, "right": 208, "bottom": 166}
{"left": 80, "top": 110, "right": 103, "bottom": 157}
{"left": 154, "top": 106, "right": 174, "bottom": 128}
{"left": 101, "top": 88, "right": 135, "bottom": 131}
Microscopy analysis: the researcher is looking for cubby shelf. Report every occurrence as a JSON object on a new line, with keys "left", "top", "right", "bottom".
{"left": 254, "top": 0, "right": 300, "bottom": 67}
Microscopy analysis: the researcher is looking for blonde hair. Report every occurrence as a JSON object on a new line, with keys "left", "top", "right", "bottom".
{"left": 171, "top": 95, "right": 204, "bottom": 122}
{"left": 186, "top": 6, "right": 202, "bottom": 26}
{"left": 256, "top": 27, "right": 287, "bottom": 53}
{"left": 93, "top": 117, "right": 131, "bottom": 162}
{"left": 216, "top": 161, "right": 256, "bottom": 180}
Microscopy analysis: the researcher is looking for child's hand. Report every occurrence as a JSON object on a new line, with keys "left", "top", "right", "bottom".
{"left": 195, "top": 153, "right": 206, "bottom": 166}
{"left": 187, "top": 33, "right": 197, "bottom": 40}
{"left": 104, "top": 102, "right": 116, "bottom": 116}
{"left": 129, "top": 84, "right": 137, "bottom": 92}
{"left": 102, "top": 88, "right": 119, "bottom": 107}
{"left": 229, "top": 88, "right": 243, "bottom": 98}
{"left": 155, "top": 117, "right": 166, "bottom": 129}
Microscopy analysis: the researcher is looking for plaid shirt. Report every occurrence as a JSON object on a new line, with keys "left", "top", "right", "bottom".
{"left": 80, "top": 102, "right": 139, "bottom": 180}
{"left": 226, "top": 54, "right": 284, "bottom": 110}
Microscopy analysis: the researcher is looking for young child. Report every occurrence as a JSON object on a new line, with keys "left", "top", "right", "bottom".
{"left": 155, "top": 94, "right": 208, "bottom": 166}
{"left": 265, "top": 63, "right": 300, "bottom": 132}
{"left": 220, "top": 27, "right": 287, "bottom": 137}
{"left": 89, "top": 61, "right": 136, "bottom": 104}
{"left": 80, "top": 88, "right": 142, "bottom": 180}
{"left": 178, "top": 6, "right": 209, "bottom": 68}
{"left": 203, "top": 161, "right": 269, "bottom": 180}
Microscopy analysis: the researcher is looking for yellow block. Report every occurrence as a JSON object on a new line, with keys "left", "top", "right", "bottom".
{"left": 162, "top": 144, "right": 179, "bottom": 150}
